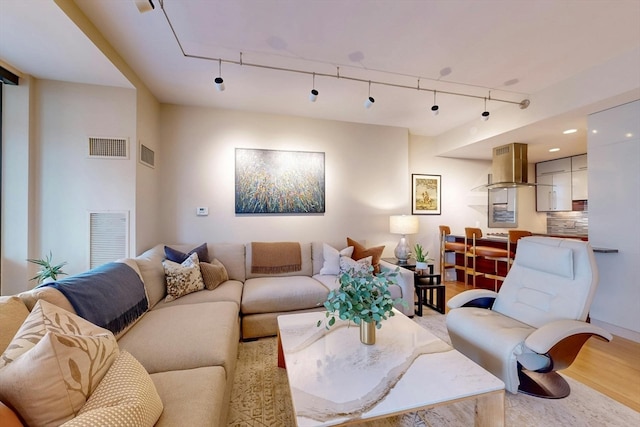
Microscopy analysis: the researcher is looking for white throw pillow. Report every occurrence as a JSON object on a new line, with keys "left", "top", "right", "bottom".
{"left": 339, "top": 255, "right": 373, "bottom": 275}
{"left": 162, "top": 253, "right": 205, "bottom": 302}
{"left": 320, "top": 243, "right": 354, "bottom": 275}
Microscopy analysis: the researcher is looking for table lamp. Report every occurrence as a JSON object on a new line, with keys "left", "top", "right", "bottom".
{"left": 389, "top": 215, "right": 419, "bottom": 263}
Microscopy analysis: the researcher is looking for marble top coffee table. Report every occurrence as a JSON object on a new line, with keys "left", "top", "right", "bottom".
{"left": 277, "top": 309, "right": 505, "bottom": 426}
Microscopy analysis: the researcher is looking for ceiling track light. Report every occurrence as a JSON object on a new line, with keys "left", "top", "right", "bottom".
{"left": 481, "top": 95, "right": 490, "bottom": 121}
{"left": 364, "top": 81, "right": 375, "bottom": 109}
{"left": 214, "top": 59, "right": 225, "bottom": 92}
{"left": 160, "top": 2, "right": 531, "bottom": 110}
{"left": 431, "top": 90, "right": 440, "bottom": 116}
{"left": 309, "top": 73, "right": 318, "bottom": 102}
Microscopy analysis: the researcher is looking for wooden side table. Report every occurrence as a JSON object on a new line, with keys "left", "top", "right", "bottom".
{"left": 382, "top": 258, "right": 445, "bottom": 315}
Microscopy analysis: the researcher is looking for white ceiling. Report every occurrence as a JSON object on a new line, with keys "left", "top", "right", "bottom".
{"left": 1, "top": 0, "right": 639, "bottom": 162}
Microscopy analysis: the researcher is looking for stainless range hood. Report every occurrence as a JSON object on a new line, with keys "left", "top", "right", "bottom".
{"left": 492, "top": 142, "right": 528, "bottom": 186}
{"left": 475, "top": 142, "right": 535, "bottom": 190}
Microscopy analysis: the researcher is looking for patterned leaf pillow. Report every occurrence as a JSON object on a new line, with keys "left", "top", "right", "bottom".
{"left": 0, "top": 299, "right": 113, "bottom": 368}
{"left": 0, "top": 330, "right": 119, "bottom": 427}
{"left": 339, "top": 255, "right": 373, "bottom": 275}
{"left": 163, "top": 253, "right": 205, "bottom": 302}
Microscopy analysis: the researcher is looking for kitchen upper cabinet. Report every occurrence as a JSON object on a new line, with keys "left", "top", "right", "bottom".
{"left": 536, "top": 158, "right": 573, "bottom": 211}
{"left": 536, "top": 172, "right": 572, "bottom": 211}
{"left": 571, "top": 154, "right": 588, "bottom": 200}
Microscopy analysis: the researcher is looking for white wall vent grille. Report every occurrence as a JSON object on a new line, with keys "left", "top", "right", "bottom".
{"left": 89, "top": 211, "right": 129, "bottom": 269}
{"left": 88, "top": 137, "right": 129, "bottom": 159}
{"left": 140, "top": 144, "right": 155, "bottom": 168}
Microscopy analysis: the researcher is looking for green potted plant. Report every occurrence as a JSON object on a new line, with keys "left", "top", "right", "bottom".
{"left": 27, "top": 251, "right": 67, "bottom": 285}
{"left": 317, "top": 265, "right": 405, "bottom": 344}
{"left": 414, "top": 243, "right": 434, "bottom": 271}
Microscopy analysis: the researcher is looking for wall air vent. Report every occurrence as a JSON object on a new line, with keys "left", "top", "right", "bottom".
{"left": 88, "top": 137, "right": 129, "bottom": 159}
{"left": 89, "top": 211, "right": 129, "bottom": 269}
{"left": 140, "top": 143, "right": 155, "bottom": 168}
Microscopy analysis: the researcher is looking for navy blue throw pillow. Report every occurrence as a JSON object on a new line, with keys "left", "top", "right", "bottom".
{"left": 164, "top": 243, "right": 209, "bottom": 264}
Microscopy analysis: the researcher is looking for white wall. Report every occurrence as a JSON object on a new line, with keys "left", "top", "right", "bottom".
{"left": 587, "top": 100, "right": 640, "bottom": 341}
{"left": 1, "top": 77, "right": 34, "bottom": 295}
{"left": 157, "top": 105, "right": 410, "bottom": 255}
{"left": 134, "top": 88, "right": 161, "bottom": 254}
{"left": 33, "top": 80, "right": 137, "bottom": 280}
{"left": 409, "top": 135, "right": 546, "bottom": 275}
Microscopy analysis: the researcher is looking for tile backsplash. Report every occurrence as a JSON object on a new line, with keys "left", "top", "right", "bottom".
{"left": 547, "top": 208, "right": 589, "bottom": 236}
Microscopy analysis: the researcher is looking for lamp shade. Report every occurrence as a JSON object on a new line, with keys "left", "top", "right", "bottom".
{"left": 389, "top": 215, "right": 419, "bottom": 235}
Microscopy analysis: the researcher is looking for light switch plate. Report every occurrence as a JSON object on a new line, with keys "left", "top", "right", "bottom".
{"left": 196, "top": 207, "right": 209, "bottom": 216}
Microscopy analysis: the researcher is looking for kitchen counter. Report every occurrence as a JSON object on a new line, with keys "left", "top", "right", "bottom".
{"left": 465, "top": 233, "right": 616, "bottom": 253}
{"left": 447, "top": 234, "right": 617, "bottom": 291}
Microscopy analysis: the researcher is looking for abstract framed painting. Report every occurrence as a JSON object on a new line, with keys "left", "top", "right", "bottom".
{"left": 411, "top": 174, "right": 441, "bottom": 215}
{"left": 235, "top": 148, "right": 325, "bottom": 214}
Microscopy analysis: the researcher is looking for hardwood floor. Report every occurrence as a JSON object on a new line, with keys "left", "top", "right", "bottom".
{"left": 441, "top": 281, "right": 640, "bottom": 412}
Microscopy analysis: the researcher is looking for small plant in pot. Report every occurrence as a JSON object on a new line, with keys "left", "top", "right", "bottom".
{"left": 27, "top": 251, "right": 67, "bottom": 285}
{"left": 413, "top": 243, "right": 434, "bottom": 271}
{"left": 317, "top": 265, "right": 406, "bottom": 344}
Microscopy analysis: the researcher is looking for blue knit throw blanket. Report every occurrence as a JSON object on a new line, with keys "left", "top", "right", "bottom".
{"left": 43, "top": 262, "right": 148, "bottom": 334}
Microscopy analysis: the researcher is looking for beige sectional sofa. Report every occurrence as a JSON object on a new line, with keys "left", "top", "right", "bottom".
{"left": 0, "top": 240, "right": 414, "bottom": 426}
{"left": 241, "top": 241, "right": 414, "bottom": 339}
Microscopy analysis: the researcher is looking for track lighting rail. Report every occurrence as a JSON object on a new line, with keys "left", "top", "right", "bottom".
{"left": 158, "top": 0, "right": 530, "bottom": 109}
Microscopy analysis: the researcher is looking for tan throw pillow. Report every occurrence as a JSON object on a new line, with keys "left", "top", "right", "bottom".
{"left": 61, "top": 351, "right": 163, "bottom": 427}
{"left": 200, "top": 258, "right": 229, "bottom": 290}
{"left": 162, "top": 253, "right": 205, "bottom": 302}
{"left": 0, "top": 299, "right": 113, "bottom": 369}
{"left": 0, "top": 296, "right": 30, "bottom": 354}
{"left": 347, "top": 237, "right": 385, "bottom": 274}
{"left": 0, "top": 331, "right": 119, "bottom": 427}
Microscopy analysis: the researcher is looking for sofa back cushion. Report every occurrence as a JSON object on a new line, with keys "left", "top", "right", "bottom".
{"left": 209, "top": 243, "right": 246, "bottom": 282}
{"left": 134, "top": 244, "right": 167, "bottom": 309}
{"left": 0, "top": 296, "right": 30, "bottom": 354}
{"left": 245, "top": 242, "right": 312, "bottom": 279}
{"left": 17, "top": 286, "right": 75, "bottom": 313}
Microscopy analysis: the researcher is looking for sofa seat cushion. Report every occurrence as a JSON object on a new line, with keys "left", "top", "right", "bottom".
{"left": 117, "top": 301, "right": 239, "bottom": 375}
{"left": 151, "top": 279, "right": 243, "bottom": 311}
{"left": 242, "top": 308, "right": 325, "bottom": 339}
{"left": 446, "top": 307, "right": 534, "bottom": 393}
{"left": 150, "top": 366, "right": 226, "bottom": 427}
{"left": 241, "top": 276, "right": 329, "bottom": 314}
{"left": 312, "top": 274, "right": 339, "bottom": 292}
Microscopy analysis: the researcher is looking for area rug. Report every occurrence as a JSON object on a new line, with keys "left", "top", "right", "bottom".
{"left": 228, "top": 310, "right": 639, "bottom": 426}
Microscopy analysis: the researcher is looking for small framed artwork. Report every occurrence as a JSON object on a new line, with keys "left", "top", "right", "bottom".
{"left": 412, "top": 174, "right": 441, "bottom": 215}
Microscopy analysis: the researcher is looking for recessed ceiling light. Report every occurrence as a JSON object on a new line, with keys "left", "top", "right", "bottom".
{"left": 625, "top": 133, "right": 634, "bottom": 138}
{"left": 549, "top": 148, "right": 560, "bottom": 152}
{"left": 563, "top": 129, "right": 577, "bottom": 134}
{"left": 591, "top": 129, "right": 598, "bottom": 134}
